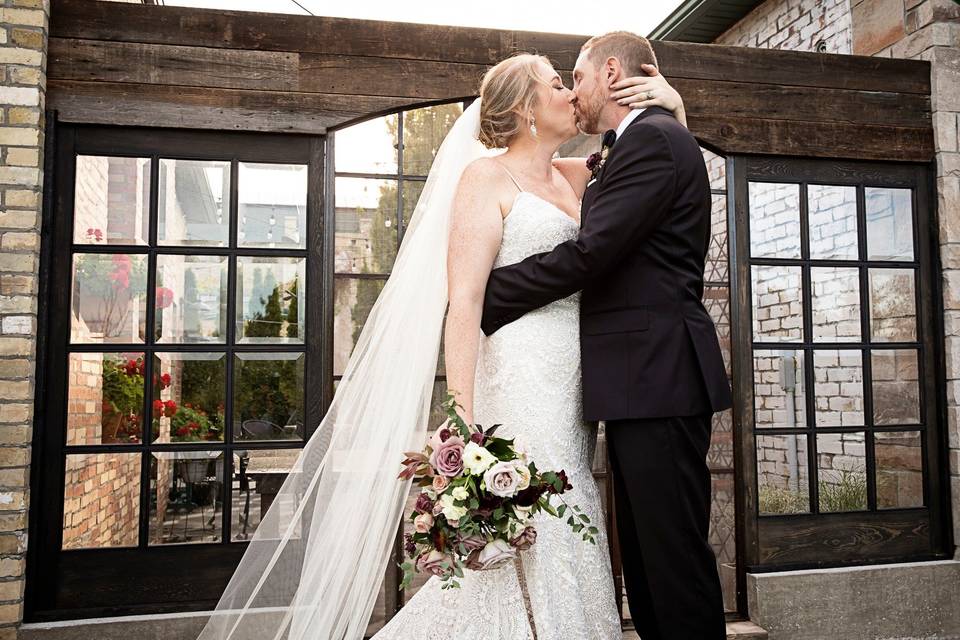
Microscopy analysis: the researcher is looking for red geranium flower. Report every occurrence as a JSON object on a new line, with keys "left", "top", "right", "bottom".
{"left": 155, "top": 287, "right": 175, "bottom": 310}
{"left": 152, "top": 399, "right": 164, "bottom": 415}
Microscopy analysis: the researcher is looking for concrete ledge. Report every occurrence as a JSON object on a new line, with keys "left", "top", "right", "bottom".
{"left": 747, "top": 560, "right": 960, "bottom": 640}
{"left": 20, "top": 610, "right": 210, "bottom": 640}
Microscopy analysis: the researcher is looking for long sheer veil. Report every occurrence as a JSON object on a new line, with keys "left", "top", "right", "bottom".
{"left": 196, "top": 100, "right": 489, "bottom": 640}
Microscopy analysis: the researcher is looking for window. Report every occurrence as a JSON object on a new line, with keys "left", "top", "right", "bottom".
{"left": 730, "top": 157, "right": 950, "bottom": 569}
{"left": 29, "top": 125, "right": 322, "bottom": 619}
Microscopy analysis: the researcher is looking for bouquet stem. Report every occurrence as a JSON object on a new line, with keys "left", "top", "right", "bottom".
{"left": 513, "top": 554, "right": 538, "bottom": 640}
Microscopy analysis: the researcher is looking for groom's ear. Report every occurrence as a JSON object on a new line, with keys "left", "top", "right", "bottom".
{"left": 603, "top": 57, "right": 624, "bottom": 89}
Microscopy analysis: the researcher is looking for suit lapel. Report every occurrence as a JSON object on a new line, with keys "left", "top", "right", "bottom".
{"left": 580, "top": 107, "right": 673, "bottom": 225}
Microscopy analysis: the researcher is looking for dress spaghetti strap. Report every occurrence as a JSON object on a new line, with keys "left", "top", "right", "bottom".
{"left": 496, "top": 161, "right": 525, "bottom": 193}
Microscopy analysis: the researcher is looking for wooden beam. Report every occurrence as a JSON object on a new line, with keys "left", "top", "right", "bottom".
{"left": 47, "top": 80, "right": 429, "bottom": 134}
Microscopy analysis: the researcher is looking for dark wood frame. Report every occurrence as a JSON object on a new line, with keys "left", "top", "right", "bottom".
{"left": 728, "top": 156, "right": 953, "bottom": 572}
{"left": 26, "top": 117, "right": 327, "bottom": 621}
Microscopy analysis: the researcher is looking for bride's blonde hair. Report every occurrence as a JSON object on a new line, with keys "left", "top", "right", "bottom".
{"left": 478, "top": 53, "right": 553, "bottom": 149}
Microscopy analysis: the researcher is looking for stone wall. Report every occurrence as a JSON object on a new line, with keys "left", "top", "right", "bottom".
{"left": 0, "top": 0, "right": 48, "bottom": 635}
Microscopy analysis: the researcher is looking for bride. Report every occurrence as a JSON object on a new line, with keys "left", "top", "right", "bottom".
{"left": 196, "top": 54, "right": 685, "bottom": 640}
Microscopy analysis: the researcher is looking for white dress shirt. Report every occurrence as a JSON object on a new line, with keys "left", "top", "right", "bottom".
{"left": 613, "top": 107, "right": 646, "bottom": 142}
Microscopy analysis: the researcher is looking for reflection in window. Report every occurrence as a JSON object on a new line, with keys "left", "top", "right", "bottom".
{"left": 813, "top": 350, "right": 864, "bottom": 427}
{"left": 236, "top": 257, "right": 305, "bottom": 344}
{"left": 62, "top": 453, "right": 140, "bottom": 549}
{"left": 808, "top": 184, "right": 857, "bottom": 260}
{"left": 334, "top": 114, "right": 398, "bottom": 174}
{"left": 67, "top": 352, "right": 144, "bottom": 446}
{"left": 751, "top": 265, "right": 803, "bottom": 342}
{"left": 71, "top": 253, "right": 148, "bottom": 344}
{"left": 869, "top": 268, "right": 917, "bottom": 342}
{"left": 402, "top": 104, "right": 463, "bottom": 176}
{"left": 158, "top": 159, "right": 230, "bottom": 247}
{"left": 757, "top": 434, "right": 809, "bottom": 515}
{"left": 875, "top": 430, "right": 924, "bottom": 509}
{"left": 753, "top": 350, "right": 805, "bottom": 429}
{"left": 238, "top": 162, "right": 307, "bottom": 249}
{"left": 231, "top": 448, "right": 301, "bottom": 541}
{"left": 333, "top": 277, "right": 385, "bottom": 376}
{"left": 811, "top": 267, "right": 860, "bottom": 342}
{"left": 872, "top": 349, "right": 921, "bottom": 425}
{"left": 74, "top": 155, "right": 150, "bottom": 246}
{"left": 149, "top": 451, "right": 223, "bottom": 544}
{"left": 866, "top": 187, "right": 914, "bottom": 261}
{"left": 151, "top": 352, "right": 226, "bottom": 444}
{"left": 816, "top": 432, "right": 867, "bottom": 513}
{"left": 748, "top": 182, "right": 800, "bottom": 258}
{"left": 334, "top": 178, "right": 398, "bottom": 274}
{"left": 234, "top": 353, "right": 305, "bottom": 441}
{"left": 155, "top": 254, "right": 228, "bottom": 343}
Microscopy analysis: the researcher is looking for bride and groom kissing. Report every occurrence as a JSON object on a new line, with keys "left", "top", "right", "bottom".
{"left": 198, "top": 29, "right": 733, "bottom": 640}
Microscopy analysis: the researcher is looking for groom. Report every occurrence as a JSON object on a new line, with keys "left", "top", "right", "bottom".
{"left": 480, "top": 32, "right": 732, "bottom": 639}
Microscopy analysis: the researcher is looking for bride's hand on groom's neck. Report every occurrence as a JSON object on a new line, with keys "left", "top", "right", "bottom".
{"left": 609, "top": 64, "right": 688, "bottom": 128}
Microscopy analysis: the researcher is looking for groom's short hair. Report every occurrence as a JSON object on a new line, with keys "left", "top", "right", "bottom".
{"left": 581, "top": 31, "right": 658, "bottom": 76}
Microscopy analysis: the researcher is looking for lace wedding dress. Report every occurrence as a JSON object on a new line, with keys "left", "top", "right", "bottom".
{"left": 373, "top": 190, "right": 623, "bottom": 640}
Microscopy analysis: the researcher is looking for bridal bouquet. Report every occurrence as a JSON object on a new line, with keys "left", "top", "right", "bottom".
{"left": 397, "top": 393, "right": 597, "bottom": 589}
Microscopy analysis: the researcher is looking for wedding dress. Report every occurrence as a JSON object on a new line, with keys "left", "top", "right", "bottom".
{"left": 373, "top": 188, "right": 622, "bottom": 640}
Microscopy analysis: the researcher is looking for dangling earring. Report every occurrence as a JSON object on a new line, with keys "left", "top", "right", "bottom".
{"left": 529, "top": 116, "right": 538, "bottom": 137}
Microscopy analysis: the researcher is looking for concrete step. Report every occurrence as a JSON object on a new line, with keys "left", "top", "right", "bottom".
{"left": 622, "top": 620, "right": 768, "bottom": 639}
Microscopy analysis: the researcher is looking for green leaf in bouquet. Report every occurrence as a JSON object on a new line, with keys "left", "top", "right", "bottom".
{"left": 557, "top": 504, "right": 567, "bottom": 518}
{"left": 588, "top": 526, "right": 599, "bottom": 534}
{"left": 578, "top": 513, "right": 590, "bottom": 523}
{"left": 567, "top": 516, "right": 575, "bottom": 526}
{"left": 484, "top": 437, "right": 516, "bottom": 459}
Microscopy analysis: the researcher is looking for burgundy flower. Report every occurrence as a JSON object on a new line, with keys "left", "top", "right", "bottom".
{"left": 470, "top": 431, "right": 484, "bottom": 445}
{"left": 403, "top": 533, "right": 416, "bottom": 557}
{"left": 414, "top": 492, "right": 434, "bottom": 515}
{"left": 585, "top": 151, "right": 602, "bottom": 171}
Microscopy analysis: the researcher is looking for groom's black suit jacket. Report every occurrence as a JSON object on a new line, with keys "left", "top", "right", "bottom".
{"left": 480, "top": 106, "right": 733, "bottom": 422}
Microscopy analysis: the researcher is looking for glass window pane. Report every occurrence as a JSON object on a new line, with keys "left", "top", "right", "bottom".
{"left": 155, "top": 254, "right": 228, "bottom": 344}
{"left": 817, "top": 432, "right": 867, "bottom": 513}
{"left": 149, "top": 451, "right": 223, "bottom": 544}
{"left": 237, "top": 162, "right": 307, "bottom": 249}
{"left": 811, "top": 267, "right": 861, "bottom": 342}
{"left": 151, "top": 352, "right": 226, "bottom": 444}
{"left": 401, "top": 103, "right": 463, "bottom": 176}
{"left": 752, "top": 265, "right": 803, "bottom": 342}
{"left": 333, "top": 277, "right": 385, "bottom": 376}
{"left": 757, "top": 434, "right": 809, "bottom": 515}
{"left": 62, "top": 452, "right": 140, "bottom": 549}
{"left": 236, "top": 257, "right": 305, "bottom": 344}
{"left": 335, "top": 177, "right": 398, "bottom": 274}
{"left": 875, "top": 430, "right": 924, "bottom": 509}
{"left": 71, "top": 253, "right": 148, "bottom": 344}
{"left": 749, "top": 182, "right": 800, "bottom": 258}
{"left": 234, "top": 353, "right": 305, "bottom": 441}
{"left": 402, "top": 180, "right": 425, "bottom": 228}
{"left": 74, "top": 155, "right": 150, "bottom": 246}
{"left": 866, "top": 187, "right": 914, "bottom": 261}
{"left": 753, "top": 349, "right": 806, "bottom": 429}
{"left": 67, "top": 352, "right": 144, "bottom": 445}
{"left": 808, "top": 184, "right": 858, "bottom": 260}
{"left": 872, "top": 349, "right": 921, "bottom": 425}
{"left": 869, "top": 268, "right": 917, "bottom": 342}
{"left": 158, "top": 159, "right": 230, "bottom": 247}
{"left": 334, "top": 114, "right": 398, "bottom": 174}
{"left": 231, "top": 448, "right": 300, "bottom": 541}
{"left": 813, "top": 350, "right": 864, "bottom": 427}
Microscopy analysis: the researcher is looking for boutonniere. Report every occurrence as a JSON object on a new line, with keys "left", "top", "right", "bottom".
{"left": 585, "top": 147, "right": 610, "bottom": 181}
{"left": 586, "top": 130, "right": 617, "bottom": 182}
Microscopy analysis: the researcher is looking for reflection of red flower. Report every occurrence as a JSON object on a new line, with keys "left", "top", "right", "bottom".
{"left": 152, "top": 399, "right": 164, "bottom": 415}
{"left": 155, "top": 287, "right": 174, "bottom": 310}
{"left": 188, "top": 421, "right": 200, "bottom": 431}
{"left": 86, "top": 228, "right": 104, "bottom": 242}
{"left": 124, "top": 359, "right": 138, "bottom": 376}
{"left": 163, "top": 400, "right": 177, "bottom": 417}
{"left": 175, "top": 426, "right": 190, "bottom": 437}
{"left": 160, "top": 373, "right": 171, "bottom": 389}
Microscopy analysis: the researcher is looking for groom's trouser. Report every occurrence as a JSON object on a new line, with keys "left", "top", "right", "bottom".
{"left": 606, "top": 413, "right": 725, "bottom": 640}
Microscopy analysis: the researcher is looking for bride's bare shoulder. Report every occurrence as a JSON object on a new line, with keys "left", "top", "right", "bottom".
{"left": 460, "top": 157, "right": 505, "bottom": 185}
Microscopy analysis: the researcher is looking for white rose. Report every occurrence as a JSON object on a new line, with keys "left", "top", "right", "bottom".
{"left": 463, "top": 442, "right": 497, "bottom": 476}
{"left": 451, "top": 486, "right": 469, "bottom": 501}
{"left": 483, "top": 460, "right": 523, "bottom": 498}
{"left": 414, "top": 512, "right": 434, "bottom": 533}
{"left": 440, "top": 493, "right": 468, "bottom": 522}
{"left": 476, "top": 538, "right": 516, "bottom": 570}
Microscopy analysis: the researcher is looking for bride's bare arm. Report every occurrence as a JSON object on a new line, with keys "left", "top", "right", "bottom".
{"left": 445, "top": 159, "right": 505, "bottom": 424}
{"left": 553, "top": 158, "right": 591, "bottom": 200}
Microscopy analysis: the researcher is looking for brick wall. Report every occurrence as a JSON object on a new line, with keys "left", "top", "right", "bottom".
{"left": 0, "top": 0, "right": 48, "bottom": 634}
{"left": 714, "top": 0, "right": 852, "bottom": 53}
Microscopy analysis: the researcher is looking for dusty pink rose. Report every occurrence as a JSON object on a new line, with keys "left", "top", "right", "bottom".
{"left": 416, "top": 549, "right": 453, "bottom": 577}
{"left": 475, "top": 538, "right": 516, "bottom": 570}
{"left": 430, "top": 435, "right": 465, "bottom": 477}
{"left": 432, "top": 475, "right": 450, "bottom": 492}
{"left": 414, "top": 513, "right": 434, "bottom": 534}
{"left": 510, "top": 526, "right": 537, "bottom": 551}
{"left": 483, "top": 460, "right": 522, "bottom": 497}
